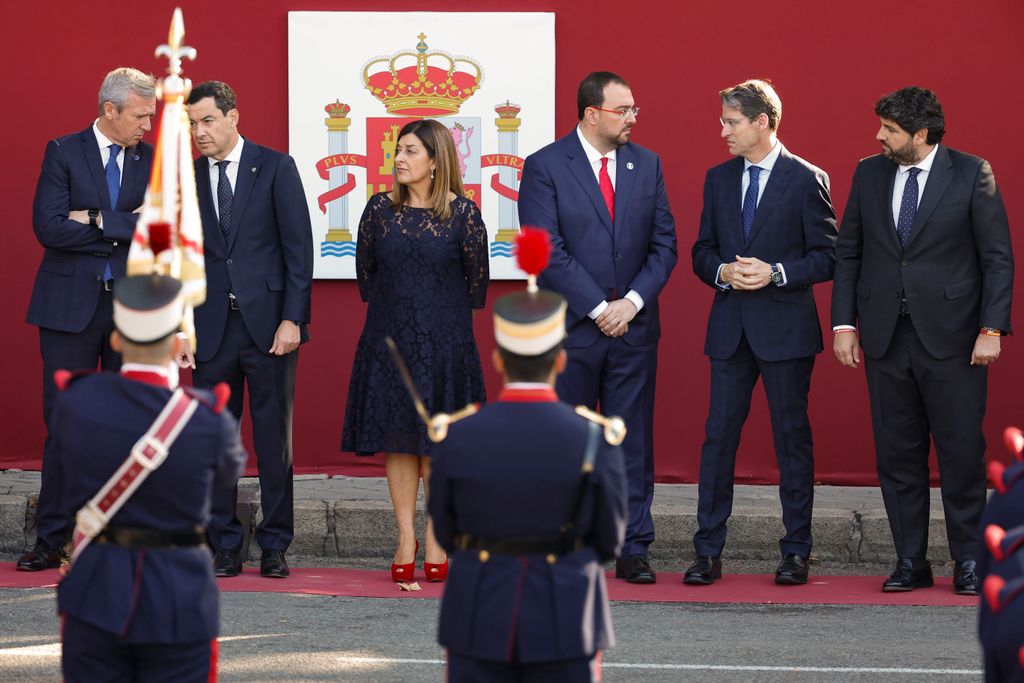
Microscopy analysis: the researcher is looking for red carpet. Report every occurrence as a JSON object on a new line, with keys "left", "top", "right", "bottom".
{"left": 0, "top": 562, "right": 978, "bottom": 606}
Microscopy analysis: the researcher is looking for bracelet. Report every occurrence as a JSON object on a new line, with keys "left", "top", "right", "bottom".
{"left": 981, "top": 327, "right": 1002, "bottom": 337}
{"left": 834, "top": 329, "right": 857, "bottom": 334}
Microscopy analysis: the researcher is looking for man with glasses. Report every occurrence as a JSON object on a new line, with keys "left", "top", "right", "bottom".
{"left": 689, "top": 79, "right": 837, "bottom": 586}
{"left": 519, "top": 71, "right": 677, "bottom": 584}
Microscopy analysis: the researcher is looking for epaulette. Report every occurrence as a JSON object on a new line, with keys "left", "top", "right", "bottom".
{"left": 427, "top": 403, "right": 479, "bottom": 443}
{"left": 574, "top": 405, "right": 627, "bottom": 446}
{"left": 985, "top": 523, "right": 1024, "bottom": 563}
{"left": 183, "top": 382, "right": 231, "bottom": 414}
{"left": 53, "top": 369, "right": 96, "bottom": 392}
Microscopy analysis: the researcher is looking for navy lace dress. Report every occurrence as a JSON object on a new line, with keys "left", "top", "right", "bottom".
{"left": 342, "top": 193, "right": 489, "bottom": 457}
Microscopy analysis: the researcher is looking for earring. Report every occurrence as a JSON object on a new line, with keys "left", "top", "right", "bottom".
{"left": 430, "top": 170, "right": 435, "bottom": 180}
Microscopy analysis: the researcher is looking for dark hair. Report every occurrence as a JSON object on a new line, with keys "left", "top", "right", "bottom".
{"left": 874, "top": 87, "right": 945, "bottom": 144}
{"left": 388, "top": 119, "right": 465, "bottom": 222}
{"left": 719, "top": 79, "right": 782, "bottom": 131}
{"left": 577, "top": 71, "right": 629, "bottom": 120}
{"left": 498, "top": 343, "right": 563, "bottom": 383}
{"left": 186, "top": 81, "right": 237, "bottom": 115}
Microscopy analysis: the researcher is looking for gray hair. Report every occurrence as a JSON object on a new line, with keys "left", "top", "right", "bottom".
{"left": 720, "top": 79, "right": 782, "bottom": 131}
{"left": 97, "top": 68, "right": 156, "bottom": 115}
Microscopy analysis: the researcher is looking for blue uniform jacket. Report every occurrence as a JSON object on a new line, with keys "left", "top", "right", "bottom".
{"left": 54, "top": 373, "right": 246, "bottom": 643}
{"left": 428, "top": 393, "right": 627, "bottom": 663}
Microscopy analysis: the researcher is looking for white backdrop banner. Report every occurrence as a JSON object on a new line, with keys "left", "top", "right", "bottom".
{"left": 288, "top": 11, "right": 555, "bottom": 279}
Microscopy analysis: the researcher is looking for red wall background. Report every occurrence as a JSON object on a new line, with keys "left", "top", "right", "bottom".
{"left": 2, "top": 0, "right": 1022, "bottom": 484}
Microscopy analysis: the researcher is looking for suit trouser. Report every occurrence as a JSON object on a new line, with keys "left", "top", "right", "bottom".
{"left": 694, "top": 333, "right": 815, "bottom": 558}
{"left": 194, "top": 309, "right": 296, "bottom": 553}
{"left": 447, "top": 652, "right": 599, "bottom": 683}
{"left": 558, "top": 335, "right": 657, "bottom": 556}
{"left": 62, "top": 615, "right": 216, "bottom": 683}
{"left": 36, "top": 291, "right": 119, "bottom": 547}
{"left": 865, "top": 316, "right": 987, "bottom": 562}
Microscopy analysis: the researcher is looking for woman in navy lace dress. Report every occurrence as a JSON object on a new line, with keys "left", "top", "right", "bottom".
{"left": 342, "top": 119, "right": 489, "bottom": 582}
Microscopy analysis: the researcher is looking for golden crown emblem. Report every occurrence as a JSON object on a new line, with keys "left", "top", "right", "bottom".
{"left": 362, "top": 33, "right": 483, "bottom": 118}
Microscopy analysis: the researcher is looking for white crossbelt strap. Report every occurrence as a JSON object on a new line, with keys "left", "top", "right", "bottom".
{"left": 69, "top": 388, "right": 199, "bottom": 564}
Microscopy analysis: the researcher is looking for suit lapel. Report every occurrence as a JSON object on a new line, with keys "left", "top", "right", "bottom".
{"left": 905, "top": 145, "right": 952, "bottom": 250}
{"left": 742, "top": 146, "right": 793, "bottom": 249}
{"left": 613, "top": 145, "right": 636, "bottom": 238}
{"left": 119, "top": 146, "right": 146, "bottom": 211}
{"left": 81, "top": 128, "right": 112, "bottom": 210}
{"left": 722, "top": 158, "right": 744, "bottom": 251}
{"left": 878, "top": 162, "right": 902, "bottom": 252}
{"left": 226, "top": 142, "right": 261, "bottom": 254}
{"left": 564, "top": 134, "right": 613, "bottom": 236}
{"left": 194, "top": 157, "right": 224, "bottom": 252}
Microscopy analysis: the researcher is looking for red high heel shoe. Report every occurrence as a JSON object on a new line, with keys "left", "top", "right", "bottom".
{"left": 424, "top": 556, "right": 449, "bottom": 582}
{"left": 391, "top": 540, "right": 419, "bottom": 583}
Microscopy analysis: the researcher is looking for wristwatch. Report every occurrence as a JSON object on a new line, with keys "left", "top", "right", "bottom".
{"left": 88, "top": 208, "right": 100, "bottom": 227}
{"left": 769, "top": 264, "right": 783, "bottom": 285}
{"left": 981, "top": 327, "right": 1002, "bottom": 337}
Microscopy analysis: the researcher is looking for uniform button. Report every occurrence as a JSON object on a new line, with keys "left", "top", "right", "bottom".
{"left": 112, "top": 240, "right": 118, "bottom": 247}
{"left": 226, "top": 259, "right": 233, "bottom": 265}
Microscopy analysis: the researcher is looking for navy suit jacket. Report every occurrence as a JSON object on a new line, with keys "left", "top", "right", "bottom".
{"left": 27, "top": 125, "right": 152, "bottom": 332}
{"left": 55, "top": 373, "right": 245, "bottom": 643}
{"left": 518, "top": 131, "right": 677, "bottom": 348}
{"left": 193, "top": 140, "right": 313, "bottom": 362}
{"left": 429, "top": 398, "right": 627, "bottom": 663}
{"left": 831, "top": 145, "right": 1013, "bottom": 360}
{"left": 692, "top": 145, "right": 837, "bottom": 361}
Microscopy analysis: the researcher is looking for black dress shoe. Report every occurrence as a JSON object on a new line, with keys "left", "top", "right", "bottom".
{"left": 953, "top": 560, "right": 979, "bottom": 595}
{"left": 16, "top": 540, "right": 65, "bottom": 572}
{"left": 213, "top": 549, "right": 243, "bottom": 578}
{"left": 614, "top": 554, "right": 656, "bottom": 584}
{"left": 683, "top": 556, "right": 722, "bottom": 585}
{"left": 260, "top": 550, "right": 290, "bottom": 579}
{"left": 882, "top": 559, "right": 933, "bottom": 592}
{"left": 774, "top": 553, "right": 809, "bottom": 585}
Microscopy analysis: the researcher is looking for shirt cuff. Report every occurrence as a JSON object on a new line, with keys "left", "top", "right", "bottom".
{"left": 715, "top": 263, "right": 731, "bottom": 290}
{"left": 832, "top": 325, "right": 857, "bottom": 332}
{"left": 97, "top": 212, "right": 104, "bottom": 230}
{"left": 774, "top": 263, "right": 787, "bottom": 287}
{"left": 588, "top": 300, "right": 609, "bottom": 320}
{"left": 624, "top": 290, "right": 644, "bottom": 313}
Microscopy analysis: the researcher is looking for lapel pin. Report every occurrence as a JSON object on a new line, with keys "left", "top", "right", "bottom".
{"left": 626, "top": 162, "right": 634, "bottom": 170}
{"left": 132, "top": 154, "right": 140, "bottom": 161}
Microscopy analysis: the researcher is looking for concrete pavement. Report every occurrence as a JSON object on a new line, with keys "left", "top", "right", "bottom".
{"left": 0, "top": 469, "right": 964, "bottom": 573}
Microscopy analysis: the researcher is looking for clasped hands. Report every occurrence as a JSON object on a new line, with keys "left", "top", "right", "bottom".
{"left": 721, "top": 255, "right": 772, "bottom": 290}
{"left": 596, "top": 299, "right": 636, "bottom": 338}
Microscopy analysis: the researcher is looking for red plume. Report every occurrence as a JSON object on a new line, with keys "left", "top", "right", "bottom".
{"left": 984, "top": 575, "right": 1005, "bottom": 611}
{"left": 1004, "top": 427, "right": 1024, "bottom": 461}
{"left": 986, "top": 524, "right": 1007, "bottom": 562}
{"left": 514, "top": 227, "right": 551, "bottom": 276}
{"left": 149, "top": 221, "right": 172, "bottom": 257}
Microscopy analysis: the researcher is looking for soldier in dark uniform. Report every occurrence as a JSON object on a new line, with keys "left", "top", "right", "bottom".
{"left": 53, "top": 275, "right": 246, "bottom": 683}
{"left": 427, "top": 270, "right": 628, "bottom": 682}
{"left": 978, "top": 435, "right": 1024, "bottom": 682}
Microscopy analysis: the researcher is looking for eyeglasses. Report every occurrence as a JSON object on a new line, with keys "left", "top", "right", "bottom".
{"left": 719, "top": 116, "right": 751, "bottom": 129}
{"left": 590, "top": 106, "right": 640, "bottom": 120}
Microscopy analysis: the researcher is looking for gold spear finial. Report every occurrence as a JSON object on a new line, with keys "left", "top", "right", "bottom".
{"left": 154, "top": 8, "right": 196, "bottom": 100}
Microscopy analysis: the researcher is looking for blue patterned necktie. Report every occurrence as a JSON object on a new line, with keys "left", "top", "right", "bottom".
{"left": 896, "top": 167, "right": 921, "bottom": 248}
{"left": 216, "top": 160, "right": 233, "bottom": 241}
{"left": 102, "top": 144, "right": 121, "bottom": 282}
{"left": 742, "top": 165, "right": 761, "bottom": 239}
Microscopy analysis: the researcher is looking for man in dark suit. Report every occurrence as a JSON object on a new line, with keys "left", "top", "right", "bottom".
{"left": 429, "top": 279, "right": 627, "bottom": 682}
{"left": 179, "top": 81, "right": 313, "bottom": 579}
{"left": 56, "top": 274, "right": 245, "bottom": 683}
{"left": 832, "top": 86, "right": 1013, "bottom": 594}
{"left": 689, "top": 79, "right": 837, "bottom": 586}
{"left": 518, "top": 71, "right": 677, "bottom": 584}
{"left": 21, "top": 68, "right": 156, "bottom": 571}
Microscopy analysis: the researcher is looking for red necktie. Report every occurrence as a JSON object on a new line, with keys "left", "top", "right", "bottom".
{"left": 599, "top": 157, "right": 615, "bottom": 221}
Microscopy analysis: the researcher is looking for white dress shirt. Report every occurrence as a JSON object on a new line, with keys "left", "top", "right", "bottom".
{"left": 206, "top": 137, "right": 245, "bottom": 222}
{"left": 575, "top": 126, "right": 644, "bottom": 319}
{"left": 715, "top": 138, "right": 787, "bottom": 289}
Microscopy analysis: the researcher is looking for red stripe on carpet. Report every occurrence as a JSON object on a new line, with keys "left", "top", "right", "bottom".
{"left": 0, "top": 563, "right": 978, "bottom": 607}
